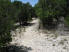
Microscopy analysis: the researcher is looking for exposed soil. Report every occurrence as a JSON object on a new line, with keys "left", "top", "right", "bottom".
{"left": 10, "top": 18, "right": 69, "bottom": 52}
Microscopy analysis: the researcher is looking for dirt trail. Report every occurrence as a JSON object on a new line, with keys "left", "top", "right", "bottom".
{"left": 11, "top": 18, "right": 69, "bottom": 52}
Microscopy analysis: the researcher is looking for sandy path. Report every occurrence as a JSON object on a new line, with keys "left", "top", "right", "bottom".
{"left": 11, "top": 19, "right": 69, "bottom": 52}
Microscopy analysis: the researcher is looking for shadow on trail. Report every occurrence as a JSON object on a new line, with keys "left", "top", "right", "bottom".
{"left": 15, "top": 22, "right": 35, "bottom": 27}
{"left": 0, "top": 45, "right": 32, "bottom": 52}
{"left": 12, "top": 22, "right": 35, "bottom": 31}
{"left": 25, "top": 23, "right": 35, "bottom": 26}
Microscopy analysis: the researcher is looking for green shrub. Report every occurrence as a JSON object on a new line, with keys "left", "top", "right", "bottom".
{"left": 0, "top": 0, "right": 13, "bottom": 47}
{"left": 35, "top": 0, "right": 67, "bottom": 29}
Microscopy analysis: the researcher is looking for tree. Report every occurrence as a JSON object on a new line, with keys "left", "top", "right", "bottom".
{"left": 18, "top": 2, "right": 34, "bottom": 25}
{"left": 0, "top": 0, "right": 13, "bottom": 47}
{"left": 35, "top": 0, "right": 67, "bottom": 29}
{"left": 64, "top": 0, "right": 69, "bottom": 25}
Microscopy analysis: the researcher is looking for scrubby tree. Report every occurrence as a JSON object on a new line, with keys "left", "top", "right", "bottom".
{"left": 0, "top": 0, "right": 37, "bottom": 52}
{"left": 35, "top": 0, "right": 68, "bottom": 29}
{"left": 65, "top": 0, "right": 69, "bottom": 25}
{"left": 0, "top": 0, "right": 13, "bottom": 47}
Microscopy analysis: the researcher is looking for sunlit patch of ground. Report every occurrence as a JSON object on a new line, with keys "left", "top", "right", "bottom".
{"left": 10, "top": 18, "right": 69, "bottom": 52}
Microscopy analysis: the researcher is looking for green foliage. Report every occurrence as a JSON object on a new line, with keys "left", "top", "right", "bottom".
{"left": 0, "top": 0, "right": 13, "bottom": 47}
{"left": 35, "top": 0, "right": 68, "bottom": 28}
{"left": 18, "top": 2, "right": 34, "bottom": 25}
{"left": 0, "top": 0, "right": 36, "bottom": 48}
{"left": 65, "top": 15, "right": 69, "bottom": 25}
{"left": 34, "top": 3, "right": 42, "bottom": 17}
{"left": 11, "top": 1, "right": 23, "bottom": 22}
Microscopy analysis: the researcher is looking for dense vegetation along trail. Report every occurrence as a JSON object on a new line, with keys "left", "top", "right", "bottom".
{"left": 11, "top": 18, "right": 69, "bottom": 52}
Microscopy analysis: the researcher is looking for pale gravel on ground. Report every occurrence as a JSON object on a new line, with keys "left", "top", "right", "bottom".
{"left": 10, "top": 19, "right": 69, "bottom": 52}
